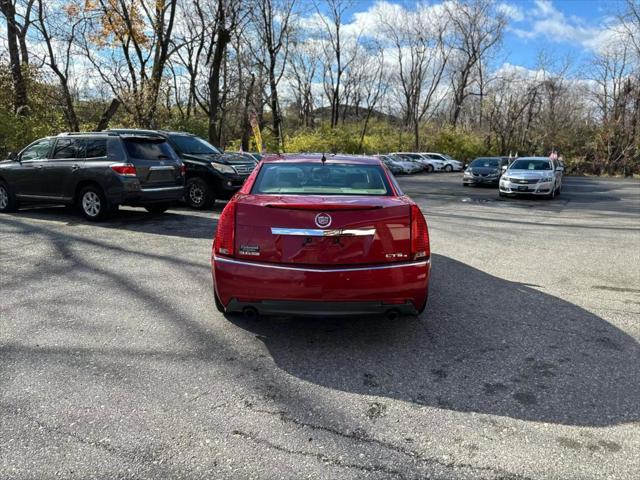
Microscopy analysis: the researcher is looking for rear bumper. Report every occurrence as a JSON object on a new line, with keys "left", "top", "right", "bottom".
{"left": 113, "top": 184, "right": 185, "bottom": 205}
{"left": 225, "top": 299, "right": 418, "bottom": 316}
{"left": 212, "top": 256, "right": 430, "bottom": 315}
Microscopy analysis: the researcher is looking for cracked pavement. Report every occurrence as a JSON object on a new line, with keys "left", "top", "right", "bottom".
{"left": 1, "top": 174, "right": 639, "bottom": 479}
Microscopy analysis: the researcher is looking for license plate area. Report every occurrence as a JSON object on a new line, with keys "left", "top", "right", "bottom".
{"left": 517, "top": 185, "right": 528, "bottom": 191}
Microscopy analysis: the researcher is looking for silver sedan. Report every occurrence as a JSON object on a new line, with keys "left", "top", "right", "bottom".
{"left": 499, "top": 157, "right": 564, "bottom": 199}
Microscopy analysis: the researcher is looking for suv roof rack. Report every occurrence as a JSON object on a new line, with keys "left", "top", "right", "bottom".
{"left": 58, "top": 131, "right": 119, "bottom": 136}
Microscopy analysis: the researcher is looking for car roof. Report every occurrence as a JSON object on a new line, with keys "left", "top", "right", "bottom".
{"left": 261, "top": 153, "right": 381, "bottom": 165}
{"left": 513, "top": 156, "right": 552, "bottom": 161}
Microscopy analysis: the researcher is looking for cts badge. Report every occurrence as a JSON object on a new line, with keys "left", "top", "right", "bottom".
{"left": 315, "top": 213, "right": 332, "bottom": 228}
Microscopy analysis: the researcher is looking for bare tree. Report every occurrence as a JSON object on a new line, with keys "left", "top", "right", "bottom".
{"left": 315, "top": 0, "right": 357, "bottom": 129}
{"left": 0, "top": 0, "right": 28, "bottom": 113}
{"left": 249, "top": 0, "right": 296, "bottom": 152}
{"left": 77, "top": 0, "right": 177, "bottom": 127}
{"left": 445, "top": 0, "right": 506, "bottom": 127}
{"left": 35, "top": 0, "right": 81, "bottom": 130}
{"left": 380, "top": 5, "right": 450, "bottom": 149}
{"left": 287, "top": 37, "right": 320, "bottom": 128}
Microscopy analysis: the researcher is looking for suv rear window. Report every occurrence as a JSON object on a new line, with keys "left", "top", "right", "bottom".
{"left": 252, "top": 163, "right": 391, "bottom": 196}
{"left": 123, "top": 138, "right": 177, "bottom": 160}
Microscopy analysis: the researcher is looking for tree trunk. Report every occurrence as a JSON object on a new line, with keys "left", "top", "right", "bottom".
{"left": 268, "top": 59, "right": 284, "bottom": 152}
{"left": 95, "top": 99, "right": 121, "bottom": 131}
{"left": 208, "top": 8, "right": 230, "bottom": 145}
{"left": 241, "top": 74, "right": 256, "bottom": 151}
{"left": 1, "top": 0, "right": 28, "bottom": 113}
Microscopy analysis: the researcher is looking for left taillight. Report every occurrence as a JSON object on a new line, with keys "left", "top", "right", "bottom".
{"left": 110, "top": 163, "right": 137, "bottom": 176}
{"left": 214, "top": 201, "right": 237, "bottom": 257}
{"left": 410, "top": 204, "right": 430, "bottom": 260}
{"left": 180, "top": 164, "right": 186, "bottom": 176}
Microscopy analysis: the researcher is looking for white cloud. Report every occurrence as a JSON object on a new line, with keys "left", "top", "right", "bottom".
{"left": 509, "top": 0, "right": 629, "bottom": 55}
{"left": 497, "top": 3, "right": 524, "bottom": 22}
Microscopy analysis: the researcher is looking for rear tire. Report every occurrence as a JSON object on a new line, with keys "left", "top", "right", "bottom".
{"left": 426, "top": 165, "right": 434, "bottom": 173}
{"left": 0, "top": 181, "right": 19, "bottom": 212}
{"left": 444, "top": 164, "right": 453, "bottom": 172}
{"left": 79, "top": 185, "right": 110, "bottom": 221}
{"left": 214, "top": 290, "right": 225, "bottom": 313}
{"left": 186, "top": 177, "right": 215, "bottom": 210}
{"left": 145, "top": 204, "right": 170, "bottom": 214}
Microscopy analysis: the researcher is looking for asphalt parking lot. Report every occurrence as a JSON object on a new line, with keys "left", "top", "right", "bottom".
{"left": 1, "top": 173, "right": 639, "bottom": 479}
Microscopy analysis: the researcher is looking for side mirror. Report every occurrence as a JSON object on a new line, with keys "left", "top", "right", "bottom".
{"left": 8, "top": 152, "right": 17, "bottom": 161}
{"left": 501, "top": 165, "right": 508, "bottom": 172}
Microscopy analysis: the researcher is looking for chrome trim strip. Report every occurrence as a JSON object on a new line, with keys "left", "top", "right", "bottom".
{"left": 140, "top": 186, "right": 184, "bottom": 192}
{"left": 271, "top": 227, "right": 376, "bottom": 237}
{"left": 16, "top": 194, "right": 71, "bottom": 200}
{"left": 149, "top": 166, "right": 176, "bottom": 171}
{"left": 213, "top": 256, "right": 429, "bottom": 272}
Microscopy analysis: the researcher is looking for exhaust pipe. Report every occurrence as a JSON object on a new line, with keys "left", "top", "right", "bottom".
{"left": 242, "top": 306, "right": 258, "bottom": 320}
{"left": 385, "top": 309, "right": 400, "bottom": 321}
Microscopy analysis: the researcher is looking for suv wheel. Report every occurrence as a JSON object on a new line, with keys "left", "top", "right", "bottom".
{"left": 186, "top": 178, "right": 215, "bottom": 209}
{"left": 426, "top": 165, "right": 434, "bottom": 173}
{"left": 79, "top": 185, "right": 110, "bottom": 221}
{"left": 444, "top": 164, "right": 453, "bottom": 172}
{"left": 145, "top": 204, "right": 170, "bottom": 215}
{"left": 0, "top": 181, "right": 18, "bottom": 212}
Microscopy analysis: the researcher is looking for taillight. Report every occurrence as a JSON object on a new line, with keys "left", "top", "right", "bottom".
{"left": 410, "top": 204, "right": 430, "bottom": 260}
{"left": 110, "top": 163, "right": 137, "bottom": 176}
{"left": 180, "top": 164, "right": 186, "bottom": 176}
{"left": 214, "top": 201, "right": 236, "bottom": 257}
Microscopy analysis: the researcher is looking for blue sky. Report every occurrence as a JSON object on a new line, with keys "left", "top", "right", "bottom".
{"left": 329, "top": 0, "right": 626, "bottom": 73}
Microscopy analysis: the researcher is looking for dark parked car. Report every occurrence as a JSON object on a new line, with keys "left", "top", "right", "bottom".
{"left": 108, "top": 129, "right": 256, "bottom": 209}
{"left": 0, "top": 132, "right": 184, "bottom": 220}
{"left": 463, "top": 157, "right": 511, "bottom": 186}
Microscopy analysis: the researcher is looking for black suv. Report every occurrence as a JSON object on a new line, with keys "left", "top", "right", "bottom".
{"left": 0, "top": 132, "right": 185, "bottom": 220}
{"left": 107, "top": 129, "right": 256, "bottom": 209}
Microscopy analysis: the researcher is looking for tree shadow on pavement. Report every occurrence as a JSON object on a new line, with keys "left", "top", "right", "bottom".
{"left": 228, "top": 254, "right": 640, "bottom": 427}
{"left": 5, "top": 204, "right": 221, "bottom": 239}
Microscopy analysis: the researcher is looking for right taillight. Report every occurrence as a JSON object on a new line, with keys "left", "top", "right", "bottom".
{"left": 214, "top": 201, "right": 236, "bottom": 257}
{"left": 410, "top": 204, "right": 430, "bottom": 260}
{"left": 110, "top": 163, "right": 137, "bottom": 176}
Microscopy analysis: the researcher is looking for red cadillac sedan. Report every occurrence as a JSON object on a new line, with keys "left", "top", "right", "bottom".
{"left": 211, "top": 154, "right": 430, "bottom": 319}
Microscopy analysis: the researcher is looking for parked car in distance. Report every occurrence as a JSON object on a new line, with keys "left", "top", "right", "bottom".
{"left": 499, "top": 157, "right": 563, "bottom": 199}
{"left": 387, "top": 154, "right": 423, "bottom": 174}
{"left": 211, "top": 154, "right": 431, "bottom": 319}
{"left": 108, "top": 129, "right": 256, "bottom": 209}
{"left": 393, "top": 152, "right": 441, "bottom": 172}
{"left": 422, "top": 152, "right": 463, "bottom": 172}
{"left": 0, "top": 132, "right": 184, "bottom": 220}
{"left": 463, "top": 157, "right": 510, "bottom": 186}
{"left": 376, "top": 155, "right": 403, "bottom": 175}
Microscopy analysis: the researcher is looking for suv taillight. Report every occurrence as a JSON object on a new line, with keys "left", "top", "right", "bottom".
{"left": 110, "top": 163, "right": 137, "bottom": 176}
{"left": 214, "top": 201, "right": 236, "bottom": 257}
{"left": 410, "top": 204, "right": 430, "bottom": 260}
{"left": 180, "top": 164, "right": 186, "bottom": 176}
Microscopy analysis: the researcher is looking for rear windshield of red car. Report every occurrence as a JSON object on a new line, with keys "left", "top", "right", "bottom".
{"left": 251, "top": 162, "right": 392, "bottom": 196}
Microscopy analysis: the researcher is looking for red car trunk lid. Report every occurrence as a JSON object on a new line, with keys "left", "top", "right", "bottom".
{"left": 235, "top": 195, "right": 411, "bottom": 265}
